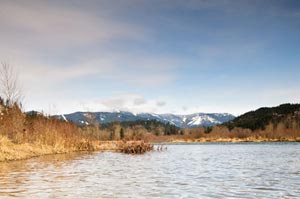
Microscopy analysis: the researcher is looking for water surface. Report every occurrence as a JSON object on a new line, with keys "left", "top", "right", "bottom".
{"left": 0, "top": 143, "right": 300, "bottom": 198}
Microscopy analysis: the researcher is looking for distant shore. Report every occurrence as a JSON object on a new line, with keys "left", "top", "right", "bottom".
{"left": 158, "top": 137, "right": 300, "bottom": 143}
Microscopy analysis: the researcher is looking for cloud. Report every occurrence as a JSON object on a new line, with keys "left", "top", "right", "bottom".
{"left": 0, "top": 0, "right": 180, "bottom": 112}
{"left": 14, "top": 54, "right": 178, "bottom": 98}
{"left": 156, "top": 101, "right": 166, "bottom": 107}
{"left": 44, "top": 93, "right": 169, "bottom": 115}
{"left": 0, "top": 0, "right": 179, "bottom": 90}
{"left": 0, "top": 1, "right": 146, "bottom": 49}
{"left": 1, "top": 0, "right": 296, "bottom": 116}
{"left": 26, "top": 93, "right": 167, "bottom": 115}
{"left": 133, "top": 97, "right": 146, "bottom": 106}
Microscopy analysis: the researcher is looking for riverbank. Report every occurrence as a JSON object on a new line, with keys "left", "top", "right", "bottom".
{"left": 0, "top": 135, "right": 121, "bottom": 162}
{"left": 0, "top": 135, "right": 156, "bottom": 162}
{"left": 0, "top": 103, "right": 124, "bottom": 162}
{"left": 2, "top": 136, "right": 300, "bottom": 162}
{"left": 165, "top": 137, "right": 300, "bottom": 143}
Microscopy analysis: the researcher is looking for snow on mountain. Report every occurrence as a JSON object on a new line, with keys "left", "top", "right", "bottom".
{"left": 61, "top": 114, "right": 68, "bottom": 122}
{"left": 187, "top": 115, "right": 220, "bottom": 126}
{"left": 56, "top": 111, "right": 235, "bottom": 128}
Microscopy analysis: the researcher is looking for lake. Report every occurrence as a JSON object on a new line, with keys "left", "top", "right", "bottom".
{"left": 0, "top": 143, "right": 300, "bottom": 198}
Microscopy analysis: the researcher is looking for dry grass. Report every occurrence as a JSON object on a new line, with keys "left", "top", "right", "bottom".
{"left": 118, "top": 140, "right": 153, "bottom": 154}
{"left": 0, "top": 103, "right": 156, "bottom": 161}
{"left": 0, "top": 103, "right": 134, "bottom": 162}
{"left": 145, "top": 125, "right": 300, "bottom": 143}
{"left": 0, "top": 135, "right": 58, "bottom": 161}
{"left": 2, "top": 101, "right": 299, "bottom": 161}
{"left": 0, "top": 134, "right": 102, "bottom": 162}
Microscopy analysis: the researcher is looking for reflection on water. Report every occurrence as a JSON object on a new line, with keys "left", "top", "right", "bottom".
{"left": 0, "top": 143, "right": 300, "bottom": 198}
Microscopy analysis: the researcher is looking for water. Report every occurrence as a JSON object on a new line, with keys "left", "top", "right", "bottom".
{"left": 0, "top": 143, "right": 300, "bottom": 198}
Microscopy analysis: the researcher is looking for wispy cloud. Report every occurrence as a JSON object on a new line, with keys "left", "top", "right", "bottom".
{"left": 98, "top": 93, "right": 168, "bottom": 113}
{"left": 0, "top": 1, "right": 147, "bottom": 49}
{"left": 0, "top": 0, "right": 298, "bottom": 115}
{"left": 45, "top": 93, "right": 169, "bottom": 114}
{"left": 0, "top": 0, "right": 180, "bottom": 112}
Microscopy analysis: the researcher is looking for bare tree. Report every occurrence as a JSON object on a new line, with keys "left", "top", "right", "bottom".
{"left": 0, "top": 62, "right": 23, "bottom": 106}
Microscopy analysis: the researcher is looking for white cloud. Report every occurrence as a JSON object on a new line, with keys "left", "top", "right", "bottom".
{"left": 97, "top": 93, "right": 166, "bottom": 114}
{"left": 38, "top": 93, "right": 170, "bottom": 115}
{"left": 133, "top": 97, "right": 146, "bottom": 106}
{"left": 156, "top": 101, "right": 166, "bottom": 107}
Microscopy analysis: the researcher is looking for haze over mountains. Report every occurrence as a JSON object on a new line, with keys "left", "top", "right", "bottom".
{"left": 57, "top": 111, "right": 235, "bottom": 128}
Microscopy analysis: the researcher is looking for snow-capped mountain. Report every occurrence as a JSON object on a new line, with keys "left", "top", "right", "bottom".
{"left": 57, "top": 111, "right": 235, "bottom": 128}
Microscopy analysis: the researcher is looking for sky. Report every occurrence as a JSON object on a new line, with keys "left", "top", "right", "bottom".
{"left": 0, "top": 0, "right": 299, "bottom": 116}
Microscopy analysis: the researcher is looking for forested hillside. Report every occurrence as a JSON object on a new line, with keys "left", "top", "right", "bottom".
{"left": 223, "top": 103, "right": 300, "bottom": 131}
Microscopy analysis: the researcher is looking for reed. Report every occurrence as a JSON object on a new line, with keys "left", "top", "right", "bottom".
{"left": 0, "top": 102, "right": 110, "bottom": 161}
{"left": 0, "top": 101, "right": 157, "bottom": 161}
{"left": 118, "top": 140, "right": 153, "bottom": 154}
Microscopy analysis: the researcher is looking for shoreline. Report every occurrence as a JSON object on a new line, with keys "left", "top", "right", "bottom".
{"left": 2, "top": 137, "right": 300, "bottom": 162}
{"left": 0, "top": 138, "right": 120, "bottom": 162}
{"left": 0, "top": 139, "right": 153, "bottom": 162}
{"left": 154, "top": 137, "right": 300, "bottom": 143}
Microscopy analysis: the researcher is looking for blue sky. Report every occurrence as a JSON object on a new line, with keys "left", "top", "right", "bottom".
{"left": 0, "top": 0, "right": 299, "bottom": 115}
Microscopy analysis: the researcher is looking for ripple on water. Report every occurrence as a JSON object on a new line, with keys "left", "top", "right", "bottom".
{"left": 0, "top": 143, "right": 300, "bottom": 198}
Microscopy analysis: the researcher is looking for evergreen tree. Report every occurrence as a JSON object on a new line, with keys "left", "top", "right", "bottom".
{"left": 120, "top": 128, "right": 124, "bottom": 139}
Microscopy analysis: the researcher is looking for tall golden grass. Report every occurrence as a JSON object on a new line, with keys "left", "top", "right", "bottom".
{"left": 0, "top": 102, "right": 156, "bottom": 161}
{"left": 0, "top": 102, "right": 107, "bottom": 161}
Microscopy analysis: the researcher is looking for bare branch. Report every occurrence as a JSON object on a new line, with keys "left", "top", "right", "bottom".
{"left": 0, "top": 62, "right": 23, "bottom": 106}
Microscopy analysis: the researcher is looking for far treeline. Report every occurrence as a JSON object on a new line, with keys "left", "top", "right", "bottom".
{"left": 61, "top": 118, "right": 182, "bottom": 141}
{"left": 71, "top": 103, "right": 300, "bottom": 142}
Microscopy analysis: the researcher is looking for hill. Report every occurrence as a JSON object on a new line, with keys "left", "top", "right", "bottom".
{"left": 223, "top": 103, "right": 300, "bottom": 131}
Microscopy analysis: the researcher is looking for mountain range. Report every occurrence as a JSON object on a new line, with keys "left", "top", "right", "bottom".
{"left": 56, "top": 111, "right": 235, "bottom": 128}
